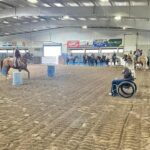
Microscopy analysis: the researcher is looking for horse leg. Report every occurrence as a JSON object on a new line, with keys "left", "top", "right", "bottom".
{"left": 7, "top": 66, "right": 10, "bottom": 76}
{"left": 24, "top": 68, "right": 30, "bottom": 79}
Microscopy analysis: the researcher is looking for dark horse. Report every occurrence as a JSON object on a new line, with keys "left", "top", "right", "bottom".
{"left": 0, "top": 52, "right": 32, "bottom": 79}
{"left": 66, "top": 55, "right": 78, "bottom": 64}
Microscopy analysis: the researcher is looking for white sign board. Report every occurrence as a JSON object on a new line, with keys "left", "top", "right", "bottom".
{"left": 44, "top": 46, "right": 61, "bottom": 57}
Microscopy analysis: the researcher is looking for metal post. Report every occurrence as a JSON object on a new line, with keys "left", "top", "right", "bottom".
{"left": 136, "top": 32, "right": 139, "bottom": 50}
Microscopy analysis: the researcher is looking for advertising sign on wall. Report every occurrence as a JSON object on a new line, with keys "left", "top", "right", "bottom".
{"left": 67, "top": 40, "right": 80, "bottom": 48}
{"left": 93, "top": 39, "right": 122, "bottom": 47}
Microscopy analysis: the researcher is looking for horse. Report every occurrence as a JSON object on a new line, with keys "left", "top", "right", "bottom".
{"left": 66, "top": 55, "right": 78, "bottom": 64}
{"left": 0, "top": 52, "right": 32, "bottom": 79}
{"left": 134, "top": 55, "right": 148, "bottom": 70}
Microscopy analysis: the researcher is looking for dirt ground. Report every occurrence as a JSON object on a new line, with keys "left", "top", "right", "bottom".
{"left": 0, "top": 65, "right": 150, "bottom": 150}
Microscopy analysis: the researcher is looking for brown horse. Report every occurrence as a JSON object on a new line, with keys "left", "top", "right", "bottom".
{"left": 0, "top": 52, "right": 32, "bottom": 79}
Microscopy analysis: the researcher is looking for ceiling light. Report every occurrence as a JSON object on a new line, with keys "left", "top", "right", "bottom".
{"left": 27, "top": 0, "right": 38, "bottom": 4}
{"left": 114, "top": 16, "right": 122, "bottom": 21}
{"left": 123, "top": 26, "right": 126, "bottom": 30}
{"left": 68, "top": 17, "right": 76, "bottom": 20}
{"left": 67, "top": 2, "right": 79, "bottom": 7}
{"left": 3, "top": 21, "right": 9, "bottom": 24}
{"left": 82, "top": 2, "right": 94, "bottom": 6}
{"left": 5, "top": 33, "right": 10, "bottom": 35}
{"left": 89, "top": 18, "right": 97, "bottom": 20}
{"left": 43, "top": 3, "right": 51, "bottom": 7}
{"left": 82, "top": 25, "right": 87, "bottom": 29}
{"left": 114, "top": 2, "right": 129, "bottom": 6}
{"left": 99, "top": 0, "right": 111, "bottom": 6}
{"left": 51, "top": 18, "right": 57, "bottom": 20}
{"left": 54, "top": 3, "right": 64, "bottom": 7}
{"left": 33, "top": 16, "right": 39, "bottom": 19}
{"left": 40, "top": 18, "right": 46, "bottom": 21}
{"left": 131, "top": 1, "right": 147, "bottom": 6}
{"left": 78, "top": 18, "right": 86, "bottom": 21}
{"left": 13, "top": 16, "right": 18, "bottom": 19}
{"left": 100, "top": 0, "right": 109, "bottom": 2}
{"left": 63, "top": 15, "right": 70, "bottom": 20}
{"left": 23, "top": 22, "right": 29, "bottom": 24}
{"left": 33, "top": 29, "right": 37, "bottom": 31}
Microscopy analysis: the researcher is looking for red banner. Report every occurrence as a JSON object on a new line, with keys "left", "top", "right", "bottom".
{"left": 67, "top": 40, "right": 80, "bottom": 48}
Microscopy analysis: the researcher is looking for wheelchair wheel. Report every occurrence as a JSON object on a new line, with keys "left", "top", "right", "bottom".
{"left": 117, "top": 81, "right": 135, "bottom": 98}
{"left": 120, "top": 81, "right": 137, "bottom": 95}
{"left": 130, "top": 81, "right": 137, "bottom": 93}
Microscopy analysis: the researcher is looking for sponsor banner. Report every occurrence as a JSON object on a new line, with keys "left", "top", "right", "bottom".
{"left": 67, "top": 40, "right": 80, "bottom": 48}
{"left": 93, "top": 39, "right": 122, "bottom": 47}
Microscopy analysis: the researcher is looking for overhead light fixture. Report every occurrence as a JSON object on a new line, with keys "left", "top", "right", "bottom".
{"left": 3, "top": 21, "right": 9, "bottom": 24}
{"left": 63, "top": 15, "right": 70, "bottom": 20}
{"left": 89, "top": 18, "right": 97, "bottom": 21}
{"left": 78, "top": 18, "right": 86, "bottom": 21}
{"left": 114, "top": 16, "right": 122, "bottom": 21}
{"left": 5, "top": 33, "right": 10, "bottom": 35}
{"left": 13, "top": 16, "right": 18, "bottom": 19}
{"left": 27, "top": 0, "right": 38, "bottom": 4}
{"left": 114, "top": 2, "right": 129, "bottom": 6}
{"left": 123, "top": 26, "right": 126, "bottom": 30}
{"left": 82, "top": 2, "right": 94, "bottom": 6}
{"left": 131, "top": 1, "right": 147, "bottom": 6}
{"left": 50, "top": 18, "right": 57, "bottom": 21}
{"left": 40, "top": 18, "right": 46, "bottom": 21}
{"left": 23, "top": 22, "right": 29, "bottom": 24}
{"left": 69, "top": 17, "right": 76, "bottom": 20}
{"left": 43, "top": 3, "right": 51, "bottom": 7}
{"left": 100, "top": 0, "right": 109, "bottom": 2}
{"left": 33, "top": 16, "right": 39, "bottom": 19}
{"left": 67, "top": 2, "right": 79, "bottom": 7}
{"left": 82, "top": 25, "right": 87, "bottom": 29}
{"left": 54, "top": 3, "right": 64, "bottom": 7}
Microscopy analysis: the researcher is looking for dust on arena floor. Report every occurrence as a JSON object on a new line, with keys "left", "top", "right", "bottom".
{"left": 0, "top": 64, "right": 150, "bottom": 150}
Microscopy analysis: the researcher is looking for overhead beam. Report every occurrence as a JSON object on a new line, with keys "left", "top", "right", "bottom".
{"left": 0, "top": 6, "right": 150, "bottom": 18}
{"left": 1, "top": 19, "right": 150, "bottom": 33}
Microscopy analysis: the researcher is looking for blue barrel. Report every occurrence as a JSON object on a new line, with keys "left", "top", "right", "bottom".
{"left": 47, "top": 65, "right": 55, "bottom": 77}
{"left": 12, "top": 72, "right": 23, "bottom": 85}
{"left": 1, "top": 67, "right": 7, "bottom": 76}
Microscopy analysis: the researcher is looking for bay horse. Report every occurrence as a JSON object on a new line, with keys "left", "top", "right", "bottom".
{"left": 0, "top": 52, "right": 32, "bottom": 79}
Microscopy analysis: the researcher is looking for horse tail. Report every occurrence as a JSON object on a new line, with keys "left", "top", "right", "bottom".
{"left": 0, "top": 60, "right": 3, "bottom": 71}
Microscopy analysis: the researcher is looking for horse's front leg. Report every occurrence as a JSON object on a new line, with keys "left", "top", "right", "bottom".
{"left": 24, "top": 68, "right": 30, "bottom": 79}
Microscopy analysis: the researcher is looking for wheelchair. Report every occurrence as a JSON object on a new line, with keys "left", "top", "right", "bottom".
{"left": 112, "top": 80, "right": 137, "bottom": 98}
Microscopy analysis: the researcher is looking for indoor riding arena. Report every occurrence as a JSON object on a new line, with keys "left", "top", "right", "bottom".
{"left": 0, "top": 65, "right": 150, "bottom": 150}
{"left": 0, "top": 0, "right": 150, "bottom": 150}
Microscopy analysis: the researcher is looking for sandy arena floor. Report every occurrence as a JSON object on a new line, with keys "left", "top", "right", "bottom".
{"left": 0, "top": 65, "right": 150, "bottom": 150}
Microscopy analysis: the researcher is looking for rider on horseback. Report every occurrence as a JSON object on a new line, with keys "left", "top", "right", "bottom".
{"left": 14, "top": 48, "right": 21, "bottom": 68}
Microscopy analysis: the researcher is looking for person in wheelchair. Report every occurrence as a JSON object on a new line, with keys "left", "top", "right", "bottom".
{"left": 109, "top": 67, "right": 134, "bottom": 96}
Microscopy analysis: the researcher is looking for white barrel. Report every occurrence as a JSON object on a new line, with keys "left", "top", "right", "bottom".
{"left": 12, "top": 71, "right": 23, "bottom": 85}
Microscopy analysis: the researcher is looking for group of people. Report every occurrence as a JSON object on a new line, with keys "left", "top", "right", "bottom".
{"left": 83, "top": 54, "right": 110, "bottom": 66}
